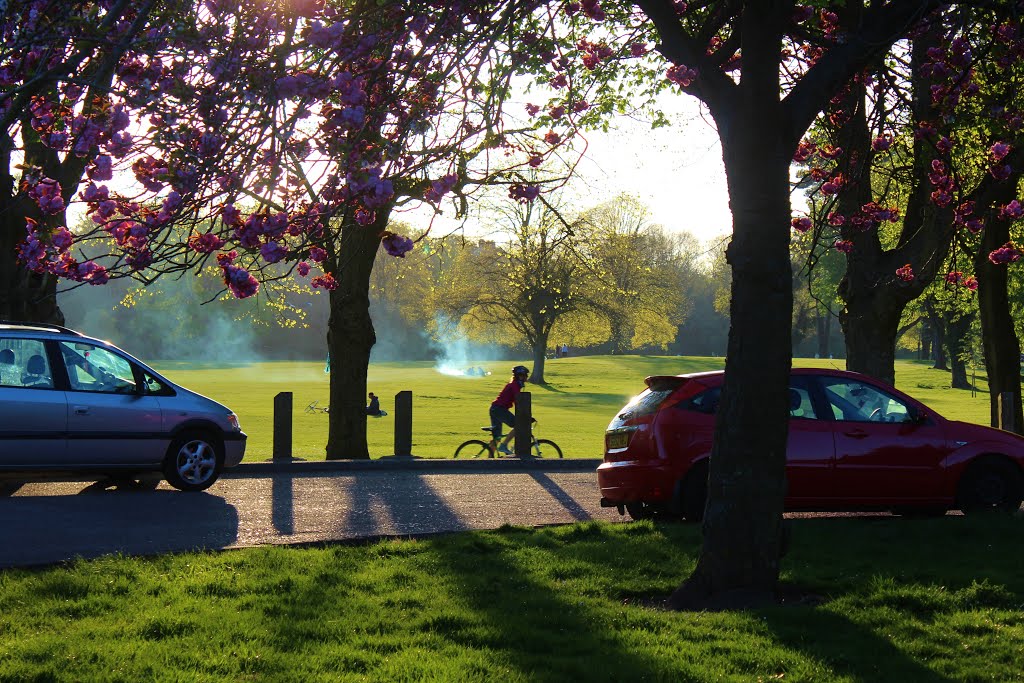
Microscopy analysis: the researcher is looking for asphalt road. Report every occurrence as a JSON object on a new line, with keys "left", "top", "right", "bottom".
{"left": 0, "top": 460, "right": 624, "bottom": 569}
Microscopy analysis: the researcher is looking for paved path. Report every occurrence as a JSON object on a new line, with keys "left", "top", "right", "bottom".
{"left": 0, "top": 460, "right": 624, "bottom": 569}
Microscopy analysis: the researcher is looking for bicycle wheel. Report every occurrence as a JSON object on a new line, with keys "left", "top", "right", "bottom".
{"left": 534, "top": 439, "right": 563, "bottom": 458}
{"left": 454, "top": 440, "right": 492, "bottom": 459}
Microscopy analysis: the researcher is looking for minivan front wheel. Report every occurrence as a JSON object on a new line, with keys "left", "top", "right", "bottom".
{"left": 164, "top": 432, "right": 224, "bottom": 492}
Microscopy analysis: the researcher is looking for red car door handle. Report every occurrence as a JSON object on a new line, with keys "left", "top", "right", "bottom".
{"left": 843, "top": 429, "right": 869, "bottom": 439}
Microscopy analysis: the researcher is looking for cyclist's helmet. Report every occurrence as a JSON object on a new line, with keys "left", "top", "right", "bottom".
{"left": 512, "top": 365, "right": 529, "bottom": 377}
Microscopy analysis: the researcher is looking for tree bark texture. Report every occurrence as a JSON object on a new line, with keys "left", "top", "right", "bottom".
{"left": 325, "top": 214, "right": 388, "bottom": 459}
{"left": 670, "top": 10, "right": 792, "bottom": 606}
{"left": 838, "top": 25, "right": 954, "bottom": 387}
{"left": 975, "top": 209, "right": 1023, "bottom": 433}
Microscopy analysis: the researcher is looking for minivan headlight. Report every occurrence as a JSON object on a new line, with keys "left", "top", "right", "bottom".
{"left": 227, "top": 412, "right": 241, "bottom": 431}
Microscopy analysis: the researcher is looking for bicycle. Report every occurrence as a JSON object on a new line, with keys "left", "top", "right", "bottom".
{"left": 453, "top": 421, "right": 563, "bottom": 459}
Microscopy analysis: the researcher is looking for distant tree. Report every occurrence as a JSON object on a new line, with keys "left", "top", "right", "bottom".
{"left": 438, "top": 196, "right": 595, "bottom": 383}
{"left": 580, "top": 195, "right": 689, "bottom": 354}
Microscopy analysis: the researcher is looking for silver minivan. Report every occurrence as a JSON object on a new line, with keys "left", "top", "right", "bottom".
{"left": 0, "top": 322, "right": 245, "bottom": 491}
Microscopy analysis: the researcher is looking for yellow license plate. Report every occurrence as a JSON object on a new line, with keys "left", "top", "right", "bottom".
{"left": 607, "top": 432, "right": 631, "bottom": 449}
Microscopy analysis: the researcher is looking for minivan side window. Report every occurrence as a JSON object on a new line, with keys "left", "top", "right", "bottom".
{"left": 0, "top": 339, "right": 53, "bottom": 389}
{"left": 59, "top": 342, "right": 137, "bottom": 394}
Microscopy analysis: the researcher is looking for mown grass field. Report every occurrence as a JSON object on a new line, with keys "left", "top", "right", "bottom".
{"left": 1, "top": 515, "right": 1022, "bottom": 681}
{"left": 152, "top": 355, "right": 996, "bottom": 461}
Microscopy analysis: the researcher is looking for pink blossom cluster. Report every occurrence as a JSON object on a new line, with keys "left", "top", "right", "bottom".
{"left": 895, "top": 264, "right": 914, "bottom": 282}
{"left": 509, "top": 183, "right": 540, "bottom": 203}
{"left": 988, "top": 242, "right": 1022, "bottom": 265}
{"left": 424, "top": 174, "right": 459, "bottom": 203}
{"left": 945, "top": 271, "right": 978, "bottom": 291}
{"left": 666, "top": 65, "right": 699, "bottom": 88}
{"left": 564, "top": 1, "right": 605, "bottom": 21}
{"left": 382, "top": 233, "right": 414, "bottom": 258}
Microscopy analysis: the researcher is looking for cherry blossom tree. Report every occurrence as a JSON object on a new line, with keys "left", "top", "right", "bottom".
{"left": 11, "top": 1, "right": 589, "bottom": 459}
{"left": 0, "top": 0, "right": 191, "bottom": 321}
{"left": 792, "top": 3, "right": 1024, "bottom": 431}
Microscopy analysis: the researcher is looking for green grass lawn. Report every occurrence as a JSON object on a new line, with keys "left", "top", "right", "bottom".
{"left": 1, "top": 515, "right": 1022, "bottom": 681}
{"left": 152, "top": 355, "right": 997, "bottom": 461}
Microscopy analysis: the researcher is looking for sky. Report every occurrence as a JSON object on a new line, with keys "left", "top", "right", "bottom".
{"left": 398, "top": 95, "right": 735, "bottom": 247}
{"left": 567, "top": 100, "right": 733, "bottom": 243}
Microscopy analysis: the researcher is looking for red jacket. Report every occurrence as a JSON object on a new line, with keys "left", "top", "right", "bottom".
{"left": 491, "top": 380, "right": 522, "bottom": 409}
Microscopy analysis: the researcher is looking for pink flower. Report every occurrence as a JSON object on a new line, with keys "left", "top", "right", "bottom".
{"left": 260, "top": 241, "right": 288, "bottom": 263}
{"left": 962, "top": 276, "right": 978, "bottom": 291}
{"left": 791, "top": 216, "right": 812, "bottom": 233}
{"left": 309, "top": 246, "right": 327, "bottom": 262}
{"left": 188, "top": 232, "right": 225, "bottom": 254}
{"left": 988, "top": 242, "right": 1022, "bottom": 265}
{"left": 544, "top": 130, "right": 561, "bottom": 145}
{"left": 666, "top": 64, "right": 699, "bottom": 87}
{"left": 999, "top": 200, "right": 1023, "bottom": 220}
{"left": 834, "top": 240, "right": 854, "bottom": 254}
{"left": 896, "top": 264, "right": 914, "bottom": 282}
{"left": 945, "top": 271, "right": 962, "bottom": 285}
{"left": 990, "top": 142, "right": 1011, "bottom": 161}
{"left": 871, "top": 135, "right": 892, "bottom": 152}
{"left": 382, "top": 233, "right": 414, "bottom": 258}
{"left": 509, "top": 183, "right": 540, "bottom": 203}
{"left": 310, "top": 273, "right": 338, "bottom": 290}
{"left": 297, "top": 261, "right": 310, "bottom": 277}
{"left": 222, "top": 264, "right": 259, "bottom": 298}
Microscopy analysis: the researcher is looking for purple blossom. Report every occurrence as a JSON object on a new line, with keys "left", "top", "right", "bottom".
{"left": 260, "top": 241, "right": 288, "bottom": 263}
{"left": 382, "top": 233, "right": 414, "bottom": 257}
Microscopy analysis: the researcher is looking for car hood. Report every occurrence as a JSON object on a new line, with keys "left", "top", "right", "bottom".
{"left": 946, "top": 420, "right": 1024, "bottom": 448}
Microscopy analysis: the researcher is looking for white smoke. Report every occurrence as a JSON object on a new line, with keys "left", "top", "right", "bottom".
{"left": 432, "top": 314, "right": 499, "bottom": 378}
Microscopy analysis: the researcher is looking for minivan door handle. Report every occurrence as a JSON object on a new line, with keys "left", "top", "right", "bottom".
{"left": 843, "top": 428, "right": 869, "bottom": 439}
{"left": 73, "top": 405, "right": 90, "bottom": 415}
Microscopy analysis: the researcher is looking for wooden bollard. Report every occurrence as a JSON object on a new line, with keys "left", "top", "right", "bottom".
{"left": 394, "top": 390, "right": 413, "bottom": 456}
{"left": 273, "top": 391, "right": 293, "bottom": 460}
{"left": 514, "top": 391, "right": 532, "bottom": 457}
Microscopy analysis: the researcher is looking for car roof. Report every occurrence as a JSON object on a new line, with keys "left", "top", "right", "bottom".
{"left": 644, "top": 367, "right": 890, "bottom": 388}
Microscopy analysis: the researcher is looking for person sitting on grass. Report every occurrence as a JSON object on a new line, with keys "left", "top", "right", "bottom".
{"left": 365, "top": 392, "right": 387, "bottom": 417}
{"left": 489, "top": 365, "right": 529, "bottom": 455}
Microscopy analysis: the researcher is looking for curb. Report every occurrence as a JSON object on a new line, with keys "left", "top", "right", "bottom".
{"left": 225, "top": 456, "right": 602, "bottom": 476}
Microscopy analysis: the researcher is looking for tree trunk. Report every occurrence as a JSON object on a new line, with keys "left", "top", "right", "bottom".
{"left": 947, "top": 311, "right": 973, "bottom": 390}
{"left": 815, "top": 307, "right": 831, "bottom": 359}
{"left": 531, "top": 326, "right": 548, "bottom": 384}
{"left": 976, "top": 210, "right": 1023, "bottom": 433}
{"left": 669, "top": 23, "right": 792, "bottom": 607}
{"left": 325, "top": 214, "right": 388, "bottom": 459}
{"left": 932, "top": 316, "right": 949, "bottom": 371}
{"left": 840, "top": 294, "right": 904, "bottom": 386}
{"left": 0, "top": 197, "right": 65, "bottom": 324}
{"left": 920, "top": 319, "right": 932, "bottom": 360}
{"left": 837, "top": 25, "right": 954, "bottom": 387}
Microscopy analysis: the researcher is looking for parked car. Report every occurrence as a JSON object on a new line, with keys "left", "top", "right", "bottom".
{"left": 0, "top": 322, "right": 245, "bottom": 491}
{"left": 599, "top": 368, "right": 1024, "bottom": 521}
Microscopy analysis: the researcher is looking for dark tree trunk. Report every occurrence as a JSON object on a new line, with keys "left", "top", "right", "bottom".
{"left": 816, "top": 307, "right": 831, "bottom": 359}
{"left": 669, "top": 9, "right": 792, "bottom": 608}
{"left": 608, "top": 313, "right": 632, "bottom": 355}
{"left": 920, "top": 319, "right": 932, "bottom": 360}
{"left": 976, "top": 208, "right": 1023, "bottom": 433}
{"left": 530, "top": 326, "right": 548, "bottom": 384}
{"left": 947, "top": 311, "right": 973, "bottom": 390}
{"left": 0, "top": 204, "right": 64, "bottom": 324}
{"left": 837, "top": 28, "right": 955, "bottom": 386}
{"left": 325, "top": 213, "right": 389, "bottom": 459}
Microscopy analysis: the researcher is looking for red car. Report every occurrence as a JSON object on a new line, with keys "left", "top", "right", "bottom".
{"left": 598, "top": 368, "right": 1024, "bottom": 521}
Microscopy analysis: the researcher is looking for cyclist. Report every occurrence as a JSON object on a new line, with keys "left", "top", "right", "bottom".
{"left": 490, "top": 365, "right": 529, "bottom": 455}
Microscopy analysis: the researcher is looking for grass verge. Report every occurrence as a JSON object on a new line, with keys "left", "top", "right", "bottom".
{"left": 1, "top": 515, "right": 1022, "bottom": 682}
